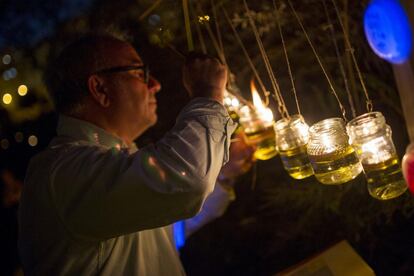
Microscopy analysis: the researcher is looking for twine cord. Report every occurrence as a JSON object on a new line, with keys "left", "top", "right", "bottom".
{"left": 287, "top": 0, "right": 347, "bottom": 121}
{"left": 330, "top": 0, "right": 373, "bottom": 112}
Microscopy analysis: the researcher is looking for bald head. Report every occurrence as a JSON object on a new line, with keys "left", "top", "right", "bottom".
{"left": 45, "top": 34, "right": 134, "bottom": 115}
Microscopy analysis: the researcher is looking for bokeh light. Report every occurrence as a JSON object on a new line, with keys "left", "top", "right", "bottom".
{"left": 198, "top": 15, "right": 210, "bottom": 24}
{"left": 1, "top": 139, "right": 9, "bottom": 150}
{"left": 18, "top": 85, "right": 28, "bottom": 96}
{"left": 9, "top": 67, "right": 17, "bottom": 78}
{"left": 3, "top": 93, "right": 12, "bottom": 104}
{"left": 15, "top": 132, "right": 23, "bottom": 143}
{"left": 148, "top": 14, "right": 161, "bottom": 26}
{"left": 3, "top": 71, "right": 10, "bottom": 80}
{"left": 2, "top": 54, "right": 11, "bottom": 65}
{"left": 28, "top": 135, "right": 38, "bottom": 147}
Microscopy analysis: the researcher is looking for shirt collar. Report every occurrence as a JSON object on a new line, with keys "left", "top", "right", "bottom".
{"left": 56, "top": 114, "right": 130, "bottom": 150}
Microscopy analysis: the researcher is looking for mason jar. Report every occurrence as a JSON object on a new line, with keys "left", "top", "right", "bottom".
{"left": 223, "top": 91, "right": 241, "bottom": 123}
{"left": 274, "top": 114, "right": 313, "bottom": 179}
{"left": 347, "top": 112, "right": 407, "bottom": 200}
{"left": 307, "top": 118, "right": 362, "bottom": 185}
{"left": 239, "top": 105, "right": 277, "bottom": 160}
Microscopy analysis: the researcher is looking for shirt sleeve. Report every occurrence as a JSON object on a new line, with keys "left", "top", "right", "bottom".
{"left": 183, "top": 182, "right": 234, "bottom": 237}
{"left": 49, "top": 98, "right": 237, "bottom": 241}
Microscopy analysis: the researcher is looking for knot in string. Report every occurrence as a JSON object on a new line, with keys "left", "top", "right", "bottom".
{"left": 264, "top": 90, "right": 271, "bottom": 106}
{"left": 366, "top": 100, "right": 373, "bottom": 113}
{"left": 340, "top": 104, "right": 347, "bottom": 122}
{"left": 278, "top": 104, "right": 290, "bottom": 119}
{"left": 345, "top": 47, "right": 355, "bottom": 54}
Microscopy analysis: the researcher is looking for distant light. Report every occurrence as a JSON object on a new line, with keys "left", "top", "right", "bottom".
{"left": 15, "top": 132, "right": 23, "bottom": 143}
{"left": 1, "top": 139, "right": 9, "bottom": 150}
{"left": 364, "top": 0, "right": 413, "bottom": 64}
{"left": 9, "top": 67, "right": 17, "bottom": 78}
{"left": 3, "top": 71, "right": 10, "bottom": 80}
{"left": 173, "top": 221, "right": 186, "bottom": 249}
{"left": 2, "top": 93, "right": 12, "bottom": 105}
{"left": 2, "top": 54, "right": 11, "bottom": 65}
{"left": 28, "top": 135, "right": 38, "bottom": 147}
{"left": 148, "top": 14, "right": 161, "bottom": 26}
{"left": 18, "top": 85, "right": 28, "bottom": 96}
{"left": 198, "top": 15, "right": 210, "bottom": 24}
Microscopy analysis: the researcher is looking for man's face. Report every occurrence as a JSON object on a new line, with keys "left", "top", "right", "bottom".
{"left": 98, "top": 42, "right": 161, "bottom": 140}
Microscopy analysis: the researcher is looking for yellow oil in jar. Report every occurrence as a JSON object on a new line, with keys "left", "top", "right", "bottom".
{"left": 279, "top": 145, "right": 314, "bottom": 179}
{"left": 363, "top": 156, "right": 407, "bottom": 200}
{"left": 308, "top": 146, "right": 363, "bottom": 185}
{"left": 245, "top": 126, "right": 277, "bottom": 160}
{"left": 228, "top": 110, "right": 240, "bottom": 123}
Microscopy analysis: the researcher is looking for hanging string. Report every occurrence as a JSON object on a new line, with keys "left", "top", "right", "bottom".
{"left": 194, "top": 21, "right": 208, "bottom": 54}
{"left": 194, "top": 2, "right": 225, "bottom": 63}
{"left": 139, "top": 0, "right": 163, "bottom": 21}
{"left": 167, "top": 44, "right": 186, "bottom": 59}
{"left": 287, "top": 0, "right": 347, "bottom": 121}
{"left": 273, "top": 0, "right": 301, "bottom": 116}
{"left": 182, "top": 0, "right": 194, "bottom": 51}
{"left": 189, "top": 0, "right": 207, "bottom": 54}
{"left": 211, "top": 0, "right": 226, "bottom": 65}
{"left": 222, "top": 7, "right": 269, "bottom": 106}
{"left": 190, "top": 2, "right": 253, "bottom": 109}
{"left": 322, "top": 0, "right": 356, "bottom": 118}
{"left": 243, "top": 0, "right": 289, "bottom": 118}
{"left": 330, "top": 0, "right": 373, "bottom": 113}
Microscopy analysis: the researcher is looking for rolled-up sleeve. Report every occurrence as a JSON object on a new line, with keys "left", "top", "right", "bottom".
{"left": 49, "top": 98, "right": 237, "bottom": 241}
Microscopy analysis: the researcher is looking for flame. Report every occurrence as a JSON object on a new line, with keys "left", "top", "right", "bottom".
{"left": 250, "top": 79, "right": 265, "bottom": 110}
{"left": 250, "top": 79, "right": 274, "bottom": 122}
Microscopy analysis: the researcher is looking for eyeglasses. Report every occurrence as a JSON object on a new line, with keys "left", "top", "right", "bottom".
{"left": 94, "top": 64, "right": 150, "bottom": 83}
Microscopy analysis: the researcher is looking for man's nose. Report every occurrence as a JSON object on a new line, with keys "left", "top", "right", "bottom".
{"left": 148, "top": 76, "right": 161, "bottom": 94}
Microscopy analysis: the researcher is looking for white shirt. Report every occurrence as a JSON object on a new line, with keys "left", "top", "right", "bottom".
{"left": 18, "top": 98, "right": 237, "bottom": 275}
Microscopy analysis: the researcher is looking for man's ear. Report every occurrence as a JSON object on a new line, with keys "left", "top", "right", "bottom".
{"left": 87, "top": 75, "right": 110, "bottom": 107}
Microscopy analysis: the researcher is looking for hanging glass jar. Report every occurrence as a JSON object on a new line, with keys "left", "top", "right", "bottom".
{"left": 274, "top": 114, "right": 313, "bottom": 179}
{"left": 307, "top": 118, "right": 363, "bottom": 185}
{"left": 223, "top": 90, "right": 242, "bottom": 123}
{"left": 347, "top": 112, "right": 407, "bottom": 200}
{"left": 239, "top": 105, "right": 277, "bottom": 160}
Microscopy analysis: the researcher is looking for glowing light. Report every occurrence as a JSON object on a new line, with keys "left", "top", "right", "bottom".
{"left": 2, "top": 93, "right": 12, "bottom": 105}
{"left": 2, "top": 68, "right": 17, "bottom": 80}
{"left": 321, "top": 135, "right": 337, "bottom": 153}
{"left": 1, "top": 139, "right": 9, "bottom": 149}
{"left": 364, "top": 0, "right": 413, "bottom": 64}
{"left": 9, "top": 68, "right": 17, "bottom": 78}
{"left": 224, "top": 91, "right": 240, "bottom": 108}
{"left": 15, "top": 132, "right": 23, "bottom": 143}
{"left": 198, "top": 15, "right": 210, "bottom": 23}
{"left": 148, "top": 14, "right": 161, "bottom": 26}
{"left": 297, "top": 121, "right": 310, "bottom": 141}
{"left": 231, "top": 98, "right": 240, "bottom": 108}
{"left": 3, "top": 71, "right": 10, "bottom": 80}
{"left": 250, "top": 80, "right": 274, "bottom": 123}
{"left": 361, "top": 137, "right": 392, "bottom": 164}
{"left": 18, "top": 85, "right": 28, "bottom": 96}
{"left": 2, "top": 54, "right": 11, "bottom": 65}
{"left": 28, "top": 135, "right": 38, "bottom": 147}
{"left": 173, "top": 221, "right": 186, "bottom": 249}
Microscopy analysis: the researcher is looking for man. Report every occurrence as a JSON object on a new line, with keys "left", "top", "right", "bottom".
{"left": 18, "top": 33, "right": 253, "bottom": 275}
